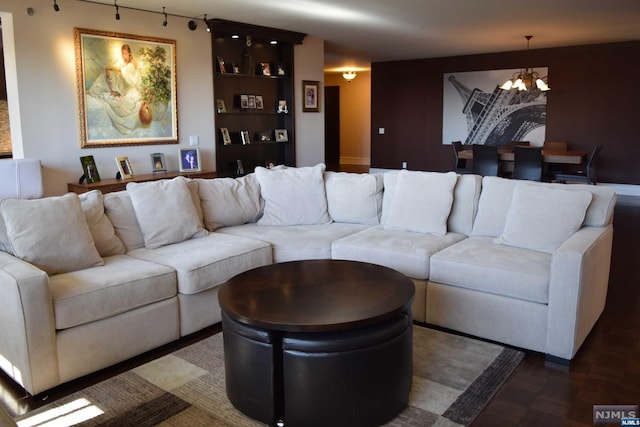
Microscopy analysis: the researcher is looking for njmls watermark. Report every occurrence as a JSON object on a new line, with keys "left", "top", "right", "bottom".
{"left": 593, "top": 405, "right": 639, "bottom": 425}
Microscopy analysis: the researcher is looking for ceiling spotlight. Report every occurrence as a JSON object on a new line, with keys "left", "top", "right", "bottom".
{"left": 342, "top": 71, "right": 357, "bottom": 82}
{"left": 231, "top": 34, "right": 239, "bottom": 39}
{"left": 53, "top": 0, "right": 60, "bottom": 12}
{"left": 188, "top": 20, "right": 197, "bottom": 31}
{"left": 162, "top": 7, "right": 167, "bottom": 27}
{"left": 114, "top": 1, "right": 120, "bottom": 20}
{"left": 204, "top": 14, "right": 210, "bottom": 32}
{"left": 270, "top": 40, "right": 278, "bottom": 45}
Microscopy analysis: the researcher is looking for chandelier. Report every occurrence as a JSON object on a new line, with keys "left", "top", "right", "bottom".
{"left": 500, "top": 36, "right": 550, "bottom": 92}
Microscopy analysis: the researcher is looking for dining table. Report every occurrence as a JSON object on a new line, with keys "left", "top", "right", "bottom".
{"left": 457, "top": 146, "right": 588, "bottom": 164}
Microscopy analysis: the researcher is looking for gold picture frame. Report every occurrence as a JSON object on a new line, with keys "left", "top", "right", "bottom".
{"left": 74, "top": 28, "right": 178, "bottom": 148}
{"left": 115, "top": 156, "right": 134, "bottom": 179}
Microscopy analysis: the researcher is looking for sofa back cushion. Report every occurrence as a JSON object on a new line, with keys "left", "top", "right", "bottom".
{"left": 0, "top": 193, "right": 104, "bottom": 275}
{"left": 127, "top": 176, "right": 207, "bottom": 249}
{"left": 494, "top": 183, "right": 593, "bottom": 252}
{"left": 78, "top": 190, "right": 126, "bottom": 256}
{"left": 197, "top": 174, "right": 263, "bottom": 230}
{"left": 382, "top": 170, "right": 458, "bottom": 235}
{"left": 104, "top": 191, "right": 145, "bottom": 252}
{"left": 472, "top": 176, "right": 616, "bottom": 238}
{"left": 324, "top": 172, "right": 383, "bottom": 225}
{"left": 255, "top": 164, "right": 331, "bottom": 226}
{"left": 381, "top": 171, "right": 481, "bottom": 236}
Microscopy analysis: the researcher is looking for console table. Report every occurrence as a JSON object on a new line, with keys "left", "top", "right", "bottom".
{"left": 67, "top": 170, "right": 217, "bottom": 194}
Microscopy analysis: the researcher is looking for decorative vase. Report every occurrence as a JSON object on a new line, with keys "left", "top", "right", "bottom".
{"left": 139, "top": 101, "right": 153, "bottom": 126}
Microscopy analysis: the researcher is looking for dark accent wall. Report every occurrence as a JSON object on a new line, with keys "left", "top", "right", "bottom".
{"left": 371, "top": 41, "right": 640, "bottom": 185}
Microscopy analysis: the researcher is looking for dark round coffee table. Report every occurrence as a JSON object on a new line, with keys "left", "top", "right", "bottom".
{"left": 218, "top": 259, "right": 415, "bottom": 427}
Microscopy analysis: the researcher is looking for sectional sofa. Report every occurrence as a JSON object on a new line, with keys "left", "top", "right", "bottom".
{"left": 0, "top": 163, "right": 615, "bottom": 395}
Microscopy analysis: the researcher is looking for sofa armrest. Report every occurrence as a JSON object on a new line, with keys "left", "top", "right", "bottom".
{"left": 545, "top": 225, "right": 613, "bottom": 360}
{"left": 0, "top": 251, "right": 59, "bottom": 395}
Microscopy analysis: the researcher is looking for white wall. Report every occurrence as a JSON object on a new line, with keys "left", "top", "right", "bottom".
{"left": 294, "top": 36, "right": 325, "bottom": 167}
{"left": 2, "top": 0, "right": 324, "bottom": 195}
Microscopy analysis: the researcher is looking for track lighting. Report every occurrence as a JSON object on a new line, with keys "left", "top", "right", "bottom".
{"left": 162, "top": 7, "right": 167, "bottom": 27}
{"left": 53, "top": 0, "right": 60, "bottom": 12}
{"left": 188, "top": 20, "right": 197, "bottom": 31}
{"left": 114, "top": 1, "right": 120, "bottom": 20}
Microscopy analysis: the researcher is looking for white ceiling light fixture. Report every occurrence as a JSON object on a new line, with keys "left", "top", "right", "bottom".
{"left": 500, "top": 35, "right": 550, "bottom": 92}
{"left": 342, "top": 71, "right": 357, "bottom": 82}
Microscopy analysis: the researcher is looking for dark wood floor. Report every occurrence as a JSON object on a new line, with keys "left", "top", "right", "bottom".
{"left": 0, "top": 167, "right": 638, "bottom": 425}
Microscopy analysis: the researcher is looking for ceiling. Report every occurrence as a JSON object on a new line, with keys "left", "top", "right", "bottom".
{"left": 79, "top": 0, "right": 640, "bottom": 73}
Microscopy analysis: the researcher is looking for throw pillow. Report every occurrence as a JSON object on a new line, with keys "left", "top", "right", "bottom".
{"left": 127, "top": 176, "right": 207, "bottom": 249}
{"left": 0, "top": 193, "right": 104, "bottom": 275}
{"left": 103, "top": 191, "right": 145, "bottom": 252}
{"left": 383, "top": 170, "right": 458, "bottom": 235}
{"left": 255, "top": 164, "right": 331, "bottom": 226}
{"left": 78, "top": 190, "right": 126, "bottom": 256}
{"left": 324, "top": 172, "right": 383, "bottom": 225}
{"left": 494, "top": 183, "right": 593, "bottom": 252}
{"left": 198, "top": 174, "right": 262, "bottom": 231}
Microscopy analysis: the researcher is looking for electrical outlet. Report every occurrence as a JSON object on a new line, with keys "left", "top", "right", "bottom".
{"left": 378, "top": 128, "right": 385, "bottom": 135}
{"left": 189, "top": 135, "right": 199, "bottom": 146}
{"left": 402, "top": 162, "right": 407, "bottom": 169}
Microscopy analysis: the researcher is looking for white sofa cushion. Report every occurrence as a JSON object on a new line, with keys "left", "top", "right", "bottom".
{"left": 383, "top": 170, "right": 457, "bottom": 235}
{"left": 49, "top": 254, "right": 176, "bottom": 329}
{"left": 127, "top": 233, "right": 272, "bottom": 295}
{"left": 0, "top": 193, "right": 104, "bottom": 275}
{"left": 218, "top": 222, "right": 369, "bottom": 263}
{"left": 103, "top": 191, "right": 145, "bottom": 252}
{"left": 127, "top": 177, "right": 207, "bottom": 249}
{"left": 78, "top": 190, "right": 126, "bottom": 257}
{"left": 381, "top": 171, "right": 481, "bottom": 236}
{"left": 430, "top": 237, "right": 552, "bottom": 304}
{"left": 472, "top": 177, "right": 617, "bottom": 238}
{"left": 324, "top": 172, "right": 383, "bottom": 225}
{"left": 255, "top": 164, "right": 331, "bottom": 226}
{"left": 332, "top": 225, "right": 466, "bottom": 280}
{"left": 197, "top": 174, "right": 262, "bottom": 231}
{"left": 494, "top": 184, "right": 592, "bottom": 252}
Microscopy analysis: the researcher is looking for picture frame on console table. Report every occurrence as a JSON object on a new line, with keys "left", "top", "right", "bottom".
{"left": 115, "top": 156, "right": 134, "bottom": 179}
{"left": 74, "top": 27, "right": 178, "bottom": 148}
{"left": 80, "top": 155, "right": 101, "bottom": 183}
{"left": 302, "top": 80, "right": 320, "bottom": 112}
{"left": 179, "top": 148, "right": 201, "bottom": 172}
{"left": 150, "top": 153, "right": 166, "bottom": 173}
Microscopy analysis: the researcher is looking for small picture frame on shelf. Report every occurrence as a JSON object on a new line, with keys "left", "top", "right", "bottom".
{"left": 217, "top": 57, "right": 226, "bottom": 74}
{"left": 276, "top": 64, "right": 286, "bottom": 76}
{"left": 150, "top": 153, "right": 166, "bottom": 173}
{"left": 179, "top": 148, "right": 201, "bottom": 172}
{"left": 255, "top": 95, "right": 264, "bottom": 110}
{"left": 258, "top": 62, "right": 271, "bottom": 76}
{"left": 277, "top": 99, "right": 288, "bottom": 114}
{"left": 241, "top": 130, "right": 251, "bottom": 145}
{"left": 248, "top": 95, "right": 256, "bottom": 109}
{"left": 275, "top": 129, "right": 289, "bottom": 142}
{"left": 115, "top": 156, "right": 134, "bottom": 179}
{"left": 216, "top": 99, "right": 227, "bottom": 113}
{"left": 257, "top": 131, "right": 272, "bottom": 142}
{"left": 240, "top": 94, "right": 249, "bottom": 109}
{"left": 220, "top": 127, "right": 232, "bottom": 145}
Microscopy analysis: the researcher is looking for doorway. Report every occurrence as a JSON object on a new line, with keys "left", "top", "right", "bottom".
{"left": 324, "top": 85, "right": 339, "bottom": 170}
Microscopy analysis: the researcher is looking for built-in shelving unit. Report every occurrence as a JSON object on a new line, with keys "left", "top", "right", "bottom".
{"left": 207, "top": 19, "right": 305, "bottom": 177}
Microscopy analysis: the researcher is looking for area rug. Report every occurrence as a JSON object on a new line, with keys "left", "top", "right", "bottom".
{"left": 14, "top": 326, "right": 523, "bottom": 427}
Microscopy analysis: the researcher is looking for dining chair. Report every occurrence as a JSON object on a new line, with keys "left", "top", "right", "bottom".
{"left": 451, "top": 141, "right": 471, "bottom": 174}
{"left": 543, "top": 141, "right": 568, "bottom": 151}
{"left": 512, "top": 146, "right": 543, "bottom": 181}
{"left": 471, "top": 144, "right": 500, "bottom": 176}
{"left": 554, "top": 145, "right": 602, "bottom": 185}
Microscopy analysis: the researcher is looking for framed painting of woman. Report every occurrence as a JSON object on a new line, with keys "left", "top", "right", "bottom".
{"left": 74, "top": 28, "right": 178, "bottom": 147}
